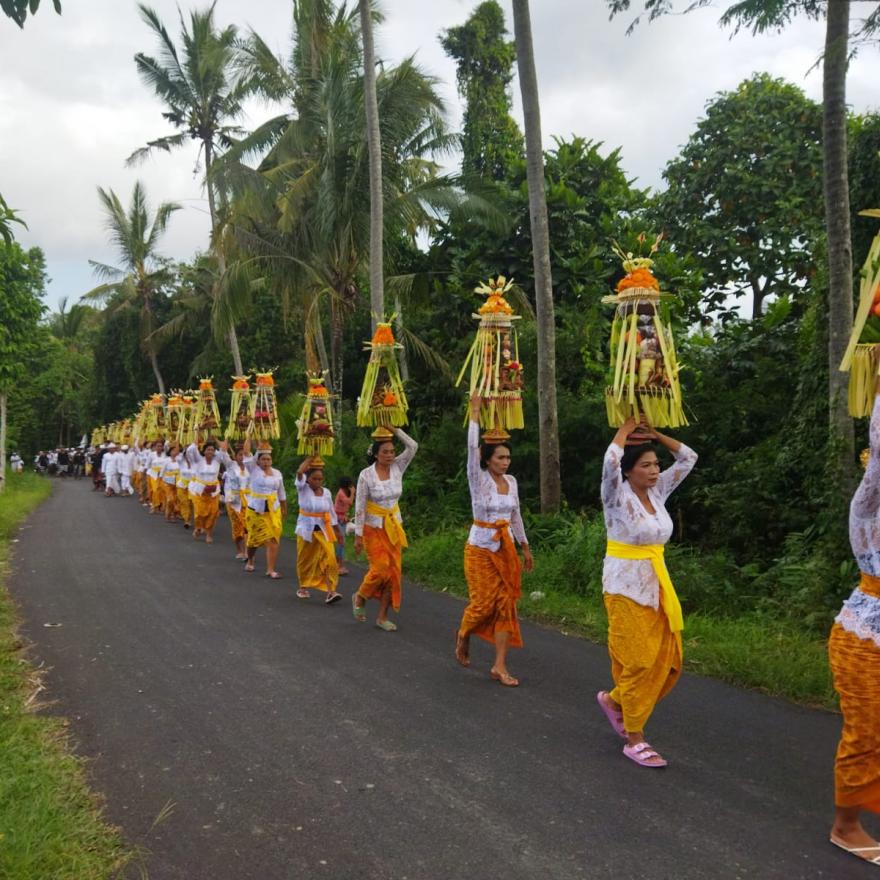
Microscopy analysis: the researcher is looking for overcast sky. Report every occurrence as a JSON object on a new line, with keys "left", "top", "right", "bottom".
{"left": 2, "top": 0, "right": 880, "bottom": 310}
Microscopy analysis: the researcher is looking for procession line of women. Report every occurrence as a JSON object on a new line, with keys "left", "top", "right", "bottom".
{"left": 107, "top": 391, "right": 879, "bottom": 867}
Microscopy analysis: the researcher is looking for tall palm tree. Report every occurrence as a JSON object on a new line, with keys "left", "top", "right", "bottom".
{"left": 0, "top": 193, "right": 26, "bottom": 246}
{"left": 226, "top": 0, "right": 474, "bottom": 405}
{"left": 83, "top": 182, "right": 180, "bottom": 394}
{"left": 511, "top": 0, "right": 561, "bottom": 512}
{"left": 128, "top": 2, "right": 249, "bottom": 374}
{"left": 359, "top": 0, "right": 384, "bottom": 328}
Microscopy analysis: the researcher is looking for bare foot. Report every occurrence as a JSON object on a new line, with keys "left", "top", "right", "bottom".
{"left": 455, "top": 633, "right": 470, "bottom": 667}
{"left": 490, "top": 667, "right": 518, "bottom": 687}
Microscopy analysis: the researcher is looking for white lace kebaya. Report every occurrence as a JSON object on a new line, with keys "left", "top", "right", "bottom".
{"left": 601, "top": 440, "right": 698, "bottom": 609}
{"left": 354, "top": 428, "right": 418, "bottom": 536}
{"left": 185, "top": 444, "right": 221, "bottom": 496}
{"left": 466, "top": 421, "right": 527, "bottom": 551}
{"left": 217, "top": 450, "right": 250, "bottom": 510}
{"left": 837, "top": 393, "right": 880, "bottom": 648}
{"left": 294, "top": 474, "right": 337, "bottom": 542}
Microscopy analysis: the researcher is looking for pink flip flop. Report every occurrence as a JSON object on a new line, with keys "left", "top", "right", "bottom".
{"left": 597, "top": 691, "right": 626, "bottom": 738}
{"left": 622, "top": 741, "right": 667, "bottom": 768}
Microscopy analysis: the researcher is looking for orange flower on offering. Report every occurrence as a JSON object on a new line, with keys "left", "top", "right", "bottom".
{"left": 232, "top": 376, "right": 250, "bottom": 390}
{"left": 199, "top": 379, "right": 214, "bottom": 390}
{"left": 372, "top": 323, "right": 395, "bottom": 346}
{"left": 255, "top": 372, "right": 275, "bottom": 387}
{"left": 382, "top": 390, "right": 398, "bottom": 406}
{"left": 617, "top": 268, "right": 660, "bottom": 293}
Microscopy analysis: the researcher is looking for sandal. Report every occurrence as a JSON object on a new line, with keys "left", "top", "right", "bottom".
{"left": 622, "top": 741, "right": 667, "bottom": 768}
{"left": 830, "top": 837, "right": 880, "bottom": 865}
{"left": 296, "top": 587, "right": 310, "bottom": 597}
{"left": 455, "top": 633, "right": 470, "bottom": 667}
{"left": 244, "top": 563, "right": 255, "bottom": 572}
{"left": 375, "top": 619, "right": 397, "bottom": 632}
{"left": 325, "top": 592, "right": 343, "bottom": 605}
{"left": 266, "top": 571, "right": 281, "bottom": 580}
{"left": 352, "top": 595, "right": 366, "bottom": 621}
{"left": 490, "top": 669, "right": 519, "bottom": 687}
{"left": 597, "top": 691, "right": 627, "bottom": 738}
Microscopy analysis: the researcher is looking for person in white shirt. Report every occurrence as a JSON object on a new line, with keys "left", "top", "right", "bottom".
{"left": 455, "top": 394, "right": 533, "bottom": 687}
{"left": 352, "top": 426, "right": 418, "bottom": 631}
{"left": 241, "top": 439, "right": 287, "bottom": 577}
{"left": 597, "top": 415, "right": 697, "bottom": 769}
{"left": 186, "top": 435, "right": 222, "bottom": 542}
{"left": 103, "top": 444, "right": 120, "bottom": 496}
{"left": 147, "top": 441, "right": 166, "bottom": 513}
{"left": 293, "top": 456, "right": 340, "bottom": 603}
{"left": 176, "top": 452, "right": 194, "bottom": 530}
{"left": 218, "top": 443, "right": 250, "bottom": 560}
{"left": 118, "top": 445, "right": 135, "bottom": 495}
{"left": 10, "top": 452, "right": 22, "bottom": 473}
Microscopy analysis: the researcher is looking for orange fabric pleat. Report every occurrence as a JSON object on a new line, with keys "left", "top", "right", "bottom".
{"left": 459, "top": 538, "right": 523, "bottom": 648}
{"left": 829, "top": 622, "right": 880, "bottom": 813}
{"left": 356, "top": 525, "right": 403, "bottom": 611}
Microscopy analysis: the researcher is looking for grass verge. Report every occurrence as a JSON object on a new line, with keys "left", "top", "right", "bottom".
{"left": 404, "top": 527, "right": 836, "bottom": 710}
{"left": 0, "top": 472, "right": 136, "bottom": 879}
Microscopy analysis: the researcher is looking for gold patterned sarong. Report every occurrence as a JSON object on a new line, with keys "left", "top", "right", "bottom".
{"left": 193, "top": 486, "right": 220, "bottom": 531}
{"left": 296, "top": 531, "right": 338, "bottom": 592}
{"left": 177, "top": 485, "right": 192, "bottom": 525}
{"left": 246, "top": 493, "right": 281, "bottom": 548}
{"left": 459, "top": 520, "right": 523, "bottom": 647}
{"left": 830, "top": 572, "right": 880, "bottom": 813}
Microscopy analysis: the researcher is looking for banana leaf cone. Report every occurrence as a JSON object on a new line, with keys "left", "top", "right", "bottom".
{"left": 455, "top": 276, "right": 525, "bottom": 433}
{"left": 356, "top": 321, "right": 409, "bottom": 429}
{"left": 195, "top": 378, "right": 222, "bottom": 436}
{"left": 296, "top": 371, "right": 335, "bottom": 458}
{"left": 252, "top": 371, "right": 281, "bottom": 441}
{"left": 226, "top": 375, "right": 253, "bottom": 440}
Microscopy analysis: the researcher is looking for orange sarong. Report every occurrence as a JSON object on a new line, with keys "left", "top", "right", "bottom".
{"left": 459, "top": 521, "right": 523, "bottom": 648}
{"left": 193, "top": 489, "right": 220, "bottom": 531}
{"left": 296, "top": 532, "right": 338, "bottom": 592}
{"left": 829, "top": 572, "right": 880, "bottom": 813}
{"left": 356, "top": 524, "right": 403, "bottom": 611}
{"left": 177, "top": 486, "right": 192, "bottom": 525}
{"left": 149, "top": 476, "right": 162, "bottom": 512}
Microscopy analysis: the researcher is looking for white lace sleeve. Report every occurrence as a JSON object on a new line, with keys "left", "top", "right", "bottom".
{"left": 187, "top": 443, "right": 203, "bottom": 467}
{"left": 655, "top": 443, "right": 697, "bottom": 502}
{"left": 509, "top": 477, "right": 528, "bottom": 545}
{"left": 354, "top": 469, "right": 368, "bottom": 536}
{"left": 467, "top": 420, "right": 481, "bottom": 490}
{"left": 601, "top": 442, "right": 625, "bottom": 525}
{"left": 393, "top": 428, "right": 418, "bottom": 474}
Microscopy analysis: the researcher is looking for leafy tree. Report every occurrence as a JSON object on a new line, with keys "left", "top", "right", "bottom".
{"left": 512, "top": 0, "right": 560, "bottom": 512}
{"left": 0, "top": 242, "right": 46, "bottom": 490}
{"left": 0, "top": 193, "right": 27, "bottom": 246}
{"left": 129, "top": 2, "right": 250, "bottom": 374}
{"left": 1, "top": 0, "right": 60, "bottom": 28}
{"left": 440, "top": 0, "right": 523, "bottom": 181}
{"left": 83, "top": 182, "right": 180, "bottom": 395}
{"left": 658, "top": 74, "right": 823, "bottom": 320}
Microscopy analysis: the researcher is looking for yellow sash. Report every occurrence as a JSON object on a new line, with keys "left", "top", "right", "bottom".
{"left": 606, "top": 540, "right": 684, "bottom": 632}
{"left": 860, "top": 571, "right": 880, "bottom": 599}
{"left": 249, "top": 489, "right": 279, "bottom": 512}
{"left": 302, "top": 510, "right": 337, "bottom": 543}
{"left": 366, "top": 500, "right": 408, "bottom": 548}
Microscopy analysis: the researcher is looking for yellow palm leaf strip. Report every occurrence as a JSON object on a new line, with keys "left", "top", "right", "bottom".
{"left": 842, "top": 230, "right": 880, "bottom": 371}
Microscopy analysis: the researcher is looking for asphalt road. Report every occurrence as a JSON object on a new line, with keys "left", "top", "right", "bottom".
{"left": 6, "top": 479, "right": 877, "bottom": 880}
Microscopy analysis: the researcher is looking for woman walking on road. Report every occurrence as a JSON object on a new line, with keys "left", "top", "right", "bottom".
{"left": 597, "top": 416, "right": 697, "bottom": 768}
{"left": 242, "top": 440, "right": 287, "bottom": 578}
{"left": 293, "top": 456, "right": 341, "bottom": 603}
{"left": 455, "top": 393, "right": 532, "bottom": 687}
{"left": 828, "top": 381, "right": 880, "bottom": 867}
{"left": 147, "top": 440, "right": 166, "bottom": 514}
{"left": 159, "top": 445, "right": 181, "bottom": 522}
{"left": 218, "top": 443, "right": 250, "bottom": 560}
{"left": 186, "top": 435, "right": 221, "bottom": 543}
{"left": 352, "top": 427, "right": 418, "bottom": 631}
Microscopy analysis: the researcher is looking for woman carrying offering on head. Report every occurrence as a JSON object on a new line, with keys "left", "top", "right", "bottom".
{"left": 242, "top": 439, "right": 287, "bottom": 578}
{"left": 352, "top": 427, "right": 418, "bottom": 631}
{"left": 147, "top": 440, "right": 166, "bottom": 514}
{"left": 186, "top": 432, "right": 222, "bottom": 543}
{"left": 294, "top": 456, "right": 341, "bottom": 603}
{"left": 159, "top": 445, "right": 181, "bottom": 522}
{"left": 597, "top": 416, "right": 697, "bottom": 768}
{"left": 218, "top": 443, "right": 250, "bottom": 560}
{"left": 177, "top": 449, "right": 194, "bottom": 530}
{"left": 455, "top": 393, "right": 533, "bottom": 687}
{"left": 828, "top": 377, "right": 880, "bottom": 867}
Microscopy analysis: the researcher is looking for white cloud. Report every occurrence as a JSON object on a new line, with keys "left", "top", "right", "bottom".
{"left": 3, "top": 0, "right": 880, "bottom": 310}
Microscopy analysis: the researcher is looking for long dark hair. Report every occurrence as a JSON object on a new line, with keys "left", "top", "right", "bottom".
{"left": 620, "top": 443, "right": 656, "bottom": 480}
{"left": 338, "top": 476, "right": 354, "bottom": 495}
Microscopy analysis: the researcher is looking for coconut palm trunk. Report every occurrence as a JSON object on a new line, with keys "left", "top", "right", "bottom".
{"left": 359, "top": 0, "right": 384, "bottom": 329}
{"left": 511, "top": 0, "right": 561, "bottom": 513}
{"left": 204, "top": 141, "right": 244, "bottom": 376}
{"left": 823, "top": 0, "right": 854, "bottom": 488}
